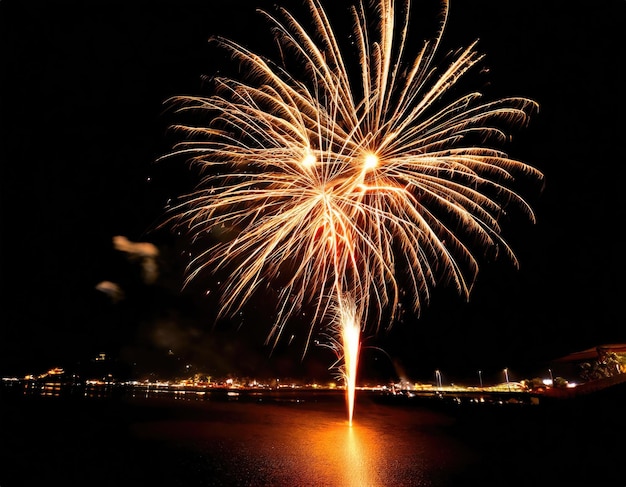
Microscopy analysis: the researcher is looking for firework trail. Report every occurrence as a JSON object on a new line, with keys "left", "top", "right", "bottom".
{"left": 161, "top": 0, "right": 543, "bottom": 422}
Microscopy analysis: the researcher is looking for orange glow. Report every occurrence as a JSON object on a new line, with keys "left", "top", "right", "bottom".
{"left": 306, "top": 420, "right": 384, "bottom": 486}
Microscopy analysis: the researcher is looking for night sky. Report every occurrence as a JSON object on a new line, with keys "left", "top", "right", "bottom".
{"left": 1, "top": 0, "right": 625, "bottom": 385}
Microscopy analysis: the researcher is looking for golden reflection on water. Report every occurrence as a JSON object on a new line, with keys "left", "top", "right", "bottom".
{"left": 130, "top": 399, "right": 444, "bottom": 485}
{"left": 307, "top": 420, "right": 381, "bottom": 487}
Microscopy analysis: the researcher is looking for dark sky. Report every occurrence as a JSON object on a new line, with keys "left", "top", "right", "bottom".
{"left": 1, "top": 0, "right": 625, "bottom": 385}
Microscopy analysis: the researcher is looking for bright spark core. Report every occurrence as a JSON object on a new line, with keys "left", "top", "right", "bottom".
{"left": 161, "top": 0, "right": 543, "bottom": 415}
{"left": 363, "top": 153, "right": 379, "bottom": 171}
{"left": 302, "top": 151, "right": 317, "bottom": 167}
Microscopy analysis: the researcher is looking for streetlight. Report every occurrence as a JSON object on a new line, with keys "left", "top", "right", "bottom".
{"left": 478, "top": 370, "right": 483, "bottom": 389}
{"left": 504, "top": 368, "right": 511, "bottom": 392}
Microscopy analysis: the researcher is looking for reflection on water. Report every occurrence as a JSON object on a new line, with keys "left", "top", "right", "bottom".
{"left": 1, "top": 380, "right": 625, "bottom": 486}
{"left": 310, "top": 421, "right": 377, "bottom": 487}
{"left": 128, "top": 392, "right": 469, "bottom": 486}
{"left": 18, "top": 380, "right": 120, "bottom": 399}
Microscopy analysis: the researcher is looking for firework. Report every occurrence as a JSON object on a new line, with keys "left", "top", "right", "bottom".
{"left": 161, "top": 0, "right": 543, "bottom": 422}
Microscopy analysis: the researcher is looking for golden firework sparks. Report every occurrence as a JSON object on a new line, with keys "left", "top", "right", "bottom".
{"left": 161, "top": 0, "right": 543, "bottom": 422}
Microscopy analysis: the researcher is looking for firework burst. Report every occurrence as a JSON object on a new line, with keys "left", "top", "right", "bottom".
{"left": 161, "top": 0, "right": 543, "bottom": 421}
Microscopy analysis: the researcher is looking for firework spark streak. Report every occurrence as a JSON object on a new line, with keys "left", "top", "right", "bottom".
{"left": 337, "top": 298, "right": 361, "bottom": 426}
{"left": 161, "top": 0, "right": 543, "bottom": 423}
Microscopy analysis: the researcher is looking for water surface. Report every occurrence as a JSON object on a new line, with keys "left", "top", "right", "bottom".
{"left": 1, "top": 387, "right": 623, "bottom": 486}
